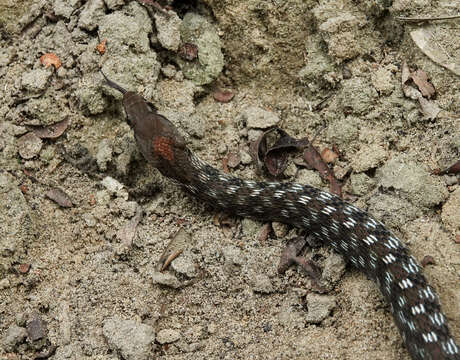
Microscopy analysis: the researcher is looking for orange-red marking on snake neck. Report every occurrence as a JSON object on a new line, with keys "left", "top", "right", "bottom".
{"left": 153, "top": 136, "right": 174, "bottom": 161}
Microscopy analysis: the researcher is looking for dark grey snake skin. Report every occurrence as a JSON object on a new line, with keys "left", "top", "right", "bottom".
{"left": 103, "top": 76, "right": 460, "bottom": 360}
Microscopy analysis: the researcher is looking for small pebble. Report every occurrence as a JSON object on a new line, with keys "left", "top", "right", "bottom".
{"left": 17, "top": 132, "right": 43, "bottom": 159}
{"left": 156, "top": 329, "right": 180, "bottom": 344}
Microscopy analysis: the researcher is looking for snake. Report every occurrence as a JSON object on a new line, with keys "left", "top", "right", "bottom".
{"left": 100, "top": 71, "right": 459, "bottom": 360}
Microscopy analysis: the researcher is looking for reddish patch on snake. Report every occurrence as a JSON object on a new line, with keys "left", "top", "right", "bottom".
{"left": 153, "top": 136, "right": 174, "bottom": 161}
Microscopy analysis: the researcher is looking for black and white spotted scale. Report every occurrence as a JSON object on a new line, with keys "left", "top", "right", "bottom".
{"left": 104, "top": 82, "right": 459, "bottom": 360}
{"left": 169, "top": 151, "right": 459, "bottom": 360}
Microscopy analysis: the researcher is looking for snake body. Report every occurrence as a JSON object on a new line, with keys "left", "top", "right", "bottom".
{"left": 102, "top": 74, "right": 459, "bottom": 360}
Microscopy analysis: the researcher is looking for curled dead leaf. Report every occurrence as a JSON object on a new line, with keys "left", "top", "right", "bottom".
{"left": 45, "top": 188, "right": 73, "bottom": 208}
{"left": 40, "top": 53, "right": 61, "bottom": 69}
{"left": 321, "top": 148, "right": 338, "bottom": 163}
{"left": 27, "top": 117, "right": 70, "bottom": 139}
{"left": 213, "top": 89, "right": 235, "bottom": 103}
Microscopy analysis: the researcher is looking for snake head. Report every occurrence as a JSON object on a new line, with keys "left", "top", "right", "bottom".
{"left": 100, "top": 70, "right": 186, "bottom": 171}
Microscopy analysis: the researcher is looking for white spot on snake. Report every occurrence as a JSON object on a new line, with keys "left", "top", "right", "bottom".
{"left": 384, "top": 271, "right": 393, "bottom": 284}
{"left": 330, "top": 220, "right": 340, "bottom": 234}
{"left": 442, "top": 338, "right": 459, "bottom": 355}
{"left": 365, "top": 218, "right": 377, "bottom": 229}
{"left": 382, "top": 253, "right": 396, "bottom": 264}
{"left": 226, "top": 185, "right": 239, "bottom": 194}
{"left": 281, "top": 209, "right": 289, "bottom": 217}
{"left": 321, "top": 205, "right": 336, "bottom": 215}
{"left": 350, "top": 256, "right": 358, "bottom": 266}
{"left": 419, "top": 286, "right": 436, "bottom": 302}
{"left": 318, "top": 191, "right": 333, "bottom": 202}
{"left": 397, "top": 296, "right": 406, "bottom": 307}
{"left": 297, "top": 195, "right": 312, "bottom": 205}
{"left": 289, "top": 184, "right": 304, "bottom": 192}
{"left": 363, "top": 234, "right": 378, "bottom": 245}
{"left": 422, "top": 332, "right": 438, "bottom": 343}
{"left": 407, "top": 321, "right": 416, "bottom": 332}
{"left": 387, "top": 236, "right": 400, "bottom": 250}
{"left": 344, "top": 218, "right": 357, "bottom": 229}
{"left": 429, "top": 312, "right": 445, "bottom": 327}
{"left": 399, "top": 278, "right": 414, "bottom": 289}
{"left": 250, "top": 189, "right": 263, "bottom": 197}
{"left": 411, "top": 304, "right": 426, "bottom": 315}
{"left": 302, "top": 217, "right": 310, "bottom": 227}
{"left": 199, "top": 172, "right": 210, "bottom": 182}
{"left": 218, "top": 175, "right": 230, "bottom": 182}
{"left": 274, "top": 190, "right": 285, "bottom": 198}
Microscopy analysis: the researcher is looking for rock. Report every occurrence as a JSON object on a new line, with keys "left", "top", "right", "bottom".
{"left": 23, "top": 94, "right": 71, "bottom": 125}
{"left": 251, "top": 274, "right": 274, "bottom": 294}
{"left": 1, "top": 325, "right": 27, "bottom": 352}
{"left": 372, "top": 67, "right": 395, "bottom": 95}
{"left": 78, "top": 0, "right": 105, "bottom": 31}
{"left": 296, "top": 169, "right": 323, "bottom": 189}
{"left": 75, "top": 74, "right": 108, "bottom": 115}
{"left": 305, "top": 293, "right": 336, "bottom": 324}
{"left": 17, "top": 132, "right": 43, "bottom": 159}
{"left": 154, "top": 12, "right": 181, "bottom": 51}
{"left": 96, "top": 139, "right": 113, "bottom": 171}
{"left": 103, "top": 317, "right": 155, "bottom": 360}
{"left": 349, "top": 172, "right": 376, "bottom": 196}
{"left": 151, "top": 271, "right": 181, "bottom": 289}
{"left": 104, "top": 0, "right": 125, "bottom": 10}
{"left": 338, "top": 78, "right": 378, "bottom": 115}
{"left": 326, "top": 116, "right": 359, "bottom": 147}
{"left": 161, "top": 64, "right": 177, "bottom": 78}
{"left": 377, "top": 155, "right": 448, "bottom": 208}
{"left": 156, "top": 329, "right": 180, "bottom": 344}
{"left": 321, "top": 253, "right": 346, "bottom": 284}
{"left": 53, "top": 343, "right": 84, "bottom": 360}
{"left": 367, "top": 193, "right": 421, "bottom": 228}
{"left": 53, "top": 0, "right": 79, "bottom": 19}
{"left": 21, "top": 69, "right": 52, "bottom": 92}
{"left": 177, "top": 12, "right": 224, "bottom": 85}
{"left": 442, "top": 187, "right": 460, "bottom": 232}
{"left": 26, "top": 315, "right": 48, "bottom": 342}
{"left": 171, "top": 251, "right": 197, "bottom": 278}
{"left": 0, "top": 172, "right": 36, "bottom": 277}
{"left": 0, "top": 278, "right": 10, "bottom": 289}
{"left": 241, "top": 218, "right": 261, "bottom": 239}
{"left": 222, "top": 245, "right": 244, "bottom": 266}
{"left": 240, "top": 150, "right": 252, "bottom": 165}
{"left": 99, "top": 4, "right": 151, "bottom": 54}
{"left": 82, "top": 213, "right": 97, "bottom": 228}
{"left": 241, "top": 106, "right": 280, "bottom": 129}
{"left": 101, "top": 176, "right": 128, "bottom": 200}
{"left": 350, "top": 143, "right": 387, "bottom": 172}
{"left": 272, "top": 222, "right": 288, "bottom": 238}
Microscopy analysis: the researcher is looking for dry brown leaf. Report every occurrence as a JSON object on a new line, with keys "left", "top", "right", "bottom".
{"left": 213, "top": 89, "right": 235, "bottom": 103}
{"left": 401, "top": 61, "right": 441, "bottom": 119}
{"left": 40, "top": 53, "right": 61, "bottom": 69}
{"left": 116, "top": 206, "right": 143, "bottom": 249}
{"left": 321, "top": 148, "right": 338, "bottom": 163}
{"left": 410, "top": 29, "right": 460, "bottom": 76}
{"left": 411, "top": 69, "right": 435, "bottom": 98}
{"left": 27, "top": 117, "right": 70, "bottom": 139}
{"left": 96, "top": 39, "right": 107, "bottom": 55}
{"left": 45, "top": 188, "right": 73, "bottom": 207}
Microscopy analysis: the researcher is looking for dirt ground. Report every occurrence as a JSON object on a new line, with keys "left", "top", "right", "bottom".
{"left": 0, "top": 0, "right": 459, "bottom": 359}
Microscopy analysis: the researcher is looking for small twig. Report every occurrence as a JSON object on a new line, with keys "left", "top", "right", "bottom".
{"left": 396, "top": 14, "right": 460, "bottom": 23}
